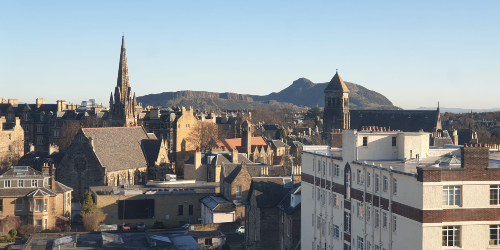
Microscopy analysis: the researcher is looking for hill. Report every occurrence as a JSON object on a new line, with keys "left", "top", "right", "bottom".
{"left": 136, "top": 78, "right": 398, "bottom": 110}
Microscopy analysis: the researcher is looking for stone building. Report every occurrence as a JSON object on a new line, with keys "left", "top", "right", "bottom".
{"left": 107, "top": 36, "right": 142, "bottom": 127}
{"left": 244, "top": 177, "right": 292, "bottom": 249}
{"left": 57, "top": 126, "right": 167, "bottom": 199}
{"left": 277, "top": 186, "right": 301, "bottom": 250}
{"left": 323, "top": 71, "right": 441, "bottom": 144}
{"left": 0, "top": 116, "right": 24, "bottom": 169}
{"left": 0, "top": 165, "right": 72, "bottom": 229}
{"left": 183, "top": 150, "right": 250, "bottom": 182}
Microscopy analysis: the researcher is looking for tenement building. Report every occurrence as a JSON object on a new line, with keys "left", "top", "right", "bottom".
{"left": 302, "top": 128, "right": 500, "bottom": 250}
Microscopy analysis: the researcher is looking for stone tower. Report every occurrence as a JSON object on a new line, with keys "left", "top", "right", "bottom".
{"left": 109, "top": 36, "right": 138, "bottom": 127}
{"left": 241, "top": 120, "right": 252, "bottom": 160}
{"left": 323, "top": 70, "right": 350, "bottom": 138}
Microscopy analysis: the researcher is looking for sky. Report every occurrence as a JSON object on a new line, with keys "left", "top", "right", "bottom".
{"left": 0, "top": 0, "right": 499, "bottom": 109}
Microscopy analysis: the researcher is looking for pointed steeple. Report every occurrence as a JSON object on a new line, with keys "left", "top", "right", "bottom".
{"left": 117, "top": 35, "right": 130, "bottom": 91}
{"left": 109, "top": 92, "right": 114, "bottom": 105}
{"left": 325, "top": 69, "right": 349, "bottom": 93}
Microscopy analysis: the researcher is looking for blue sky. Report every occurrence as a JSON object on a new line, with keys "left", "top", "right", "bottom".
{"left": 0, "top": 0, "right": 498, "bottom": 109}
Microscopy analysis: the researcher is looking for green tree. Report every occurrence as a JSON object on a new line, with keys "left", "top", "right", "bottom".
{"left": 305, "top": 107, "right": 323, "bottom": 119}
{"left": 83, "top": 190, "right": 94, "bottom": 213}
{"left": 275, "top": 128, "right": 287, "bottom": 140}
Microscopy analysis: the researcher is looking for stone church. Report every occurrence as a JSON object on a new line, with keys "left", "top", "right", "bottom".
{"left": 323, "top": 70, "right": 441, "bottom": 144}
{"left": 107, "top": 36, "right": 142, "bottom": 127}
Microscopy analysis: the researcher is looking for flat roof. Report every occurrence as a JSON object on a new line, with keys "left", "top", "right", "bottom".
{"left": 90, "top": 183, "right": 218, "bottom": 196}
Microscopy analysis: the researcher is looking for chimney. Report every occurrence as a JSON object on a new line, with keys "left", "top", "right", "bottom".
{"left": 56, "top": 100, "right": 67, "bottom": 112}
{"left": 42, "top": 162, "right": 50, "bottom": 176}
{"left": 50, "top": 164, "right": 56, "bottom": 190}
{"left": 48, "top": 144, "right": 59, "bottom": 155}
{"left": 8, "top": 99, "right": 18, "bottom": 106}
{"left": 195, "top": 150, "right": 202, "bottom": 169}
{"left": 29, "top": 143, "right": 35, "bottom": 153}
{"left": 88, "top": 137, "right": 94, "bottom": 148}
{"left": 231, "top": 149, "right": 238, "bottom": 163}
{"left": 461, "top": 145, "right": 489, "bottom": 171}
{"left": 241, "top": 120, "right": 252, "bottom": 159}
{"left": 36, "top": 98, "right": 46, "bottom": 108}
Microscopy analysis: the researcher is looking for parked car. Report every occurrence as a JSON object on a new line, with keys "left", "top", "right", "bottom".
{"left": 235, "top": 226, "right": 245, "bottom": 234}
{"left": 136, "top": 222, "right": 146, "bottom": 230}
{"left": 120, "top": 223, "right": 131, "bottom": 230}
{"left": 153, "top": 221, "right": 165, "bottom": 229}
{"left": 73, "top": 214, "right": 83, "bottom": 225}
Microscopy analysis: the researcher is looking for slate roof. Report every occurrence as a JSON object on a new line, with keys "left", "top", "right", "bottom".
{"left": 185, "top": 152, "right": 251, "bottom": 165}
{"left": 249, "top": 177, "right": 292, "bottom": 208}
{"left": 82, "top": 127, "right": 149, "bottom": 171}
{"left": 141, "top": 139, "right": 162, "bottom": 166}
{"left": 349, "top": 109, "right": 440, "bottom": 132}
{"left": 325, "top": 71, "right": 349, "bottom": 93}
{"left": 268, "top": 140, "right": 288, "bottom": 149}
{"left": 0, "top": 187, "right": 57, "bottom": 198}
{"left": 200, "top": 195, "right": 235, "bottom": 212}
{"left": 287, "top": 141, "right": 304, "bottom": 149}
{"left": 277, "top": 186, "right": 301, "bottom": 215}
{"left": 217, "top": 137, "right": 267, "bottom": 152}
{"left": 262, "top": 124, "right": 279, "bottom": 131}
{"left": 222, "top": 163, "right": 290, "bottom": 183}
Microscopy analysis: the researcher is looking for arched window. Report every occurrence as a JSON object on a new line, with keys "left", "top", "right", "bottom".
{"left": 328, "top": 98, "right": 332, "bottom": 107}
{"left": 345, "top": 163, "right": 351, "bottom": 199}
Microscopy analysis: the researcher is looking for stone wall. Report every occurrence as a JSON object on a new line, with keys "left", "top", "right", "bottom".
{"left": 189, "top": 221, "right": 241, "bottom": 232}
{"left": 0, "top": 116, "right": 24, "bottom": 168}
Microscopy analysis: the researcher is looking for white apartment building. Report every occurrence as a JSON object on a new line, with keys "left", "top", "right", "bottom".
{"left": 302, "top": 129, "right": 500, "bottom": 250}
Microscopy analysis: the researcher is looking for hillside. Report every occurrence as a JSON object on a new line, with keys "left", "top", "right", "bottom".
{"left": 136, "top": 78, "right": 398, "bottom": 110}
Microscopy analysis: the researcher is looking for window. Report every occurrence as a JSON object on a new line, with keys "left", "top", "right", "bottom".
{"left": 357, "top": 169, "right": 364, "bottom": 184}
{"left": 329, "top": 221, "right": 332, "bottom": 236}
{"left": 367, "top": 206, "right": 371, "bottom": 223}
{"left": 367, "top": 241, "right": 372, "bottom": 250}
{"left": 443, "top": 186, "right": 461, "bottom": 206}
{"left": 313, "top": 159, "right": 315, "bottom": 171}
{"left": 393, "top": 178, "right": 397, "bottom": 195}
{"left": 442, "top": 226, "right": 460, "bottom": 247}
{"left": 205, "top": 238, "right": 213, "bottom": 246}
{"left": 29, "top": 200, "right": 32, "bottom": 212}
{"left": 36, "top": 136, "right": 43, "bottom": 145}
{"left": 44, "top": 199, "right": 48, "bottom": 211}
{"left": 363, "top": 137, "right": 368, "bottom": 146}
{"left": 322, "top": 190, "right": 325, "bottom": 206}
{"left": 333, "top": 224, "right": 339, "bottom": 239}
{"left": 323, "top": 161, "right": 326, "bottom": 176}
{"left": 490, "top": 185, "right": 500, "bottom": 205}
{"left": 344, "top": 211, "right": 351, "bottom": 233}
{"left": 37, "top": 125, "right": 43, "bottom": 133}
{"left": 15, "top": 199, "right": 23, "bottom": 211}
{"left": 329, "top": 162, "right": 332, "bottom": 176}
{"left": 189, "top": 205, "right": 193, "bottom": 215}
{"left": 35, "top": 199, "right": 43, "bottom": 212}
{"left": 357, "top": 202, "right": 364, "bottom": 218}
{"left": 335, "top": 164, "right": 340, "bottom": 177}
{"left": 24, "top": 113, "right": 29, "bottom": 121}
{"left": 317, "top": 188, "right": 320, "bottom": 201}
{"left": 383, "top": 212, "right": 387, "bottom": 229}
{"left": 236, "top": 186, "right": 242, "bottom": 198}
{"left": 490, "top": 225, "right": 500, "bottom": 245}
{"left": 375, "top": 209, "right": 380, "bottom": 228}
{"left": 357, "top": 236, "right": 364, "bottom": 250}
{"left": 322, "top": 219, "right": 325, "bottom": 235}
{"left": 31, "top": 180, "right": 38, "bottom": 187}
{"left": 53, "top": 129, "right": 60, "bottom": 137}
{"left": 375, "top": 174, "right": 379, "bottom": 193}
{"left": 392, "top": 137, "right": 396, "bottom": 147}
{"left": 44, "top": 219, "right": 48, "bottom": 229}
{"left": 334, "top": 194, "right": 339, "bottom": 208}
{"left": 383, "top": 176, "right": 388, "bottom": 192}
{"left": 375, "top": 246, "right": 380, "bottom": 250}
{"left": 317, "top": 216, "right": 320, "bottom": 230}
{"left": 18, "top": 180, "right": 24, "bottom": 187}
{"left": 367, "top": 172, "right": 371, "bottom": 187}
{"left": 4, "top": 180, "right": 11, "bottom": 188}
{"left": 312, "top": 213, "right": 315, "bottom": 227}
{"left": 178, "top": 205, "right": 183, "bottom": 215}
{"left": 312, "top": 186, "right": 314, "bottom": 198}
{"left": 329, "top": 193, "right": 332, "bottom": 206}
{"left": 318, "top": 160, "right": 321, "bottom": 172}
{"left": 393, "top": 215, "right": 397, "bottom": 233}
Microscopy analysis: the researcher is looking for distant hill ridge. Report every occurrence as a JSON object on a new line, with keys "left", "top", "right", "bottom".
{"left": 137, "top": 77, "right": 398, "bottom": 110}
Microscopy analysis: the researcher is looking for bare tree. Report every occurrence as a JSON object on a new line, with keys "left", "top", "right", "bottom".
{"left": 185, "top": 121, "right": 219, "bottom": 151}
{"left": 82, "top": 209, "right": 107, "bottom": 231}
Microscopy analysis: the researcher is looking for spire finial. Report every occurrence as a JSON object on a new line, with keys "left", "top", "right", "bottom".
{"left": 438, "top": 101, "right": 440, "bottom": 109}
{"left": 336, "top": 69, "right": 338, "bottom": 74}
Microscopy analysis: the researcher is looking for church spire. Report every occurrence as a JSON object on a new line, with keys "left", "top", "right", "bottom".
{"left": 117, "top": 35, "right": 129, "bottom": 91}
{"left": 325, "top": 70, "right": 349, "bottom": 93}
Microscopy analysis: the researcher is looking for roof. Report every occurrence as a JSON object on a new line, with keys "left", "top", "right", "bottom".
{"left": 185, "top": 152, "right": 251, "bottom": 165}
{"left": 217, "top": 137, "right": 267, "bottom": 152}
{"left": 223, "top": 165, "right": 242, "bottom": 184}
{"left": 249, "top": 177, "right": 292, "bottom": 208}
{"left": 141, "top": 139, "right": 162, "bottom": 166}
{"left": 324, "top": 71, "right": 349, "bottom": 93}
{"left": 268, "top": 140, "right": 288, "bottom": 149}
{"left": 200, "top": 195, "right": 235, "bottom": 212}
{"left": 82, "top": 127, "right": 149, "bottom": 171}
{"left": 277, "top": 186, "right": 301, "bottom": 215}
{"left": 349, "top": 109, "right": 440, "bottom": 132}
{"left": 262, "top": 124, "right": 279, "bottom": 131}
{"left": 222, "top": 163, "right": 290, "bottom": 182}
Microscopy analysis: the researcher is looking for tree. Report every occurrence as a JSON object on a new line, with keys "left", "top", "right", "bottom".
{"left": 185, "top": 121, "right": 219, "bottom": 151}
{"left": 275, "top": 128, "right": 287, "bottom": 140}
{"left": 0, "top": 216, "right": 21, "bottom": 234}
{"left": 83, "top": 190, "right": 94, "bottom": 213}
{"left": 81, "top": 191, "right": 107, "bottom": 231}
{"left": 305, "top": 107, "right": 323, "bottom": 119}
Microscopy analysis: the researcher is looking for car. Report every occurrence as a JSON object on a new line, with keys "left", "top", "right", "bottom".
{"left": 153, "top": 221, "right": 165, "bottom": 229}
{"left": 121, "top": 223, "right": 131, "bottom": 230}
{"left": 235, "top": 226, "right": 245, "bottom": 235}
{"left": 136, "top": 222, "right": 146, "bottom": 230}
{"left": 73, "top": 214, "right": 83, "bottom": 225}
{"left": 181, "top": 224, "right": 189, "bottom": 230}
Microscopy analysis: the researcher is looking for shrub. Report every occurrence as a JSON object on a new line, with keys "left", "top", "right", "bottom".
{"left": 0, "top": 216, "right": 21, "bottom": 233}
{"left": 82, "top": 207, "right": 107, "bottom": 231}
{"left": 8, "top": 229, "right": 17, "bottom": 238}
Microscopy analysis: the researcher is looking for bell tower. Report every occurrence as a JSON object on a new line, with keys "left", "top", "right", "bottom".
{"left": 323, "top": 70, "right": 350, "bottom": 138}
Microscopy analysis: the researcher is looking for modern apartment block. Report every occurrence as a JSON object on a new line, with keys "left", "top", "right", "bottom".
{"left": 301, "top": 128, "right": 500, "bottom": 250}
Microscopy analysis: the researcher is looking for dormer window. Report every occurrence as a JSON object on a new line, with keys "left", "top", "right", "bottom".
{"left": 31, "top": 180, "right": 38, "bottom": 187}
{"left": 24, "top": 113, "right": 29, "bottom": 121}
{"left": 4, "top": 180, "right": 11, "bottom": 188}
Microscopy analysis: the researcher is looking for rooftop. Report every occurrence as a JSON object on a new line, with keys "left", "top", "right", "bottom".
{"left": 90, "top": 183, "right": 218, "bottom": 196}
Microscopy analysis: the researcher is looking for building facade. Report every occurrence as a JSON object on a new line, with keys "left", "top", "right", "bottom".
{"left": 0, "top": 116, "right": 24, "bottom": 168}
{"left": 0, "top": 165, "right": 72, "bottom": 230}
{"left": 302, "top": 128, "right": 500, "bottom": 250}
